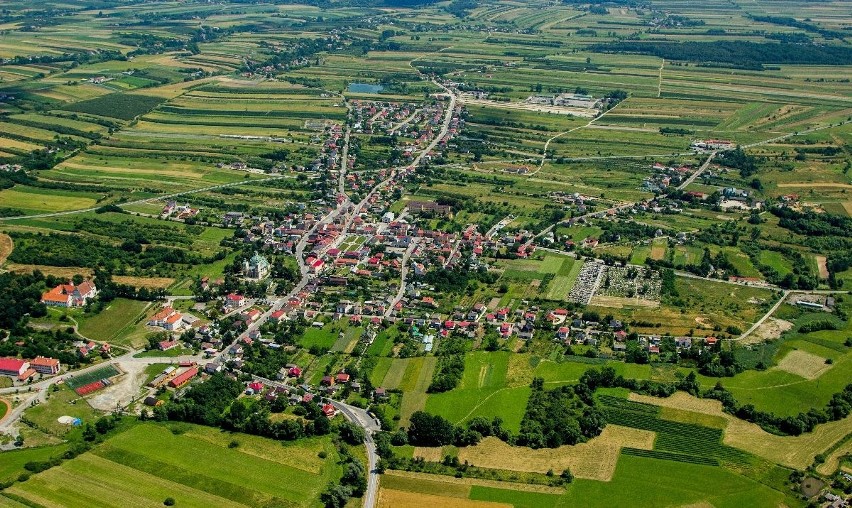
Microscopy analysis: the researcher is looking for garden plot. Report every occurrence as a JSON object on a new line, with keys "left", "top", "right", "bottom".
{"left": 589, "top": 265, "right": 662, "bottom": 307}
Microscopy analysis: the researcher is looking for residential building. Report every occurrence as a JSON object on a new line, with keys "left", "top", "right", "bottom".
{"left": 30, "top": 356, "right": 60, "bottom": 375}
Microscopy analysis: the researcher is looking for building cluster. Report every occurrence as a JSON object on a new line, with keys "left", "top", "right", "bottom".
{"left": 161, "top": 201, "right": 200, "bottom": 220}
{"left": 691, "top": 139, "right": 734, "bottom": 151}
{"left": 526, "top": 92, "right": 602, "bottom": 109}
{"left": 642, "top": 161, "right": 693, "bottom": 193}
{"left": 0, "top": 356, "right": 61, "bottom": 381}
{"left": 147, "top": 306, "right": 198, "bottom": 331}
{"left": 40, "top": 281, "right": 98, "bottom": 308}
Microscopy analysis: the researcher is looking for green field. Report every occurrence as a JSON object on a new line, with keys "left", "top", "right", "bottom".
{"left": 77, "top": 298, "right": 151, "bottom": 347}
{"left": 4, "top": 423, "right": 339, "bottom": 508}
{"left": 0, "top": 186, "right": 100, "bottom": 215}
{"left": 425, "top": 352, "right": 528, "bottom": 432}
{"left": 0, "top": 444, "right": 70, "bottom": 484}
{"left": 382, "top": 454, "right": 788, "bottom": 508}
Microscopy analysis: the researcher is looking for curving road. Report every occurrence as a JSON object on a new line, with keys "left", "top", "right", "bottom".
{"left": 330, "top": 400, "right": 382, "bottom": 508}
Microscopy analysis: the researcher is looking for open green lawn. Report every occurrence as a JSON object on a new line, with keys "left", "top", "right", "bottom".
{"left": 758, "top": 250, "right": 793, "bottom": 276}
{"left": 398, "top": 357, "right": 438, "bottom": 427}
{"left": 545, "top": 258, "right": 583, "bottom": 300}
{"left": 0, "top": 186, "right": 101, "bottom": 215}
{"left": 299, "top": 325, "right": 338, "bottom": 351}
{"left": 425, "top": 352, "right": 526, "bottom": 431}
{"left": 77, "top": 298, "right": 151, "bottom": 347}
{"left": 22, "top": 385, "right": 102, "bottom": 438}
{"left": 5, "top": 423, "right": 338, "bottom": 508}
{"left": 0, "top": 444, "right": 70, "bottom": 484}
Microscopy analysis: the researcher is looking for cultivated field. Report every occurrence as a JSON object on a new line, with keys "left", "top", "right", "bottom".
{"left": 456, "top": 426, "right": 655, "bottom": 481}
{"left": 630, "top": 392, "right": 852, "bottom": 470}
{"left": 4, "top": 423, "right": 338, "bottom": 508}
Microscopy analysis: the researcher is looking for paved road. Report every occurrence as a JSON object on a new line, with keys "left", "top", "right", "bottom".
{"left": 385, "top": 239, "right": 419, "bottom": 319}
{"left": 330, "top": 400, "right": 381, "bottom": 508}
{"left": 676, "top": 151, "right": 717, "bottom": 190}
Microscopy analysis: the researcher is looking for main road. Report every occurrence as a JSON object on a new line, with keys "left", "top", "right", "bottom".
{"left": 330, "top": 400, "right": 382, "bottom": 508}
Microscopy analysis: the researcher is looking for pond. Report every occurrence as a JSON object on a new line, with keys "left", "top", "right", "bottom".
{"left": 347, "top": 82, "right": 384, "bottom": 93}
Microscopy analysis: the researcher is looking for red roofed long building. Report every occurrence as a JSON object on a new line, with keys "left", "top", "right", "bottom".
{"left": 168, "top": 367, "right": 198, "bottom": 388}
{"left": 0, "top": 358, "right": 29, "bottom": 377}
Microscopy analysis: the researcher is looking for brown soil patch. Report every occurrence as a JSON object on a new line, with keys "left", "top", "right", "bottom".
{"left": 0, "top": 233, "right": 12, "bottom": 265}
{"left": 650, "top": 245, "right": 666, "bottom": 260}
{"left": 744, "top": 317, "right": 793, "bottom": 345}
{"left": 775, "top": 350, "right": 831, "bottom": 380}
{"left": 842, "top": 201, "right": 852, "bottom": 217}
{"left": 815, "top": 255, "right": 829, "bottom": 279}
{"left": 456, "top": 426, "right": 655, "bottom": 481}
{"left": 629, "top": 392, "right": 852, "bottom": 469}
{"left": 694, "top": 316, "right": 713, "bottom": 329}
{"left": 378, "top": 488, "right": 510, "bottom": 508}
{"left": 801, "top": 477, "right": 824, "bottom": 498}
{"left": 588, "top": 295, "right": 659, "bottom": 309}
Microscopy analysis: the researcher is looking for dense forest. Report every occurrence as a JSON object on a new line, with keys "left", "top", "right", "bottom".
{"left": 591, "top": 41, "right": 852, "bottom": 69}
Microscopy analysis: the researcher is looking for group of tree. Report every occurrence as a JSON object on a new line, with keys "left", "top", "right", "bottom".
{"left": 590, "top": 40, "right": 852, "bottom": 70}
{"left": 516, "top": 378, "right": 605, "bottom": 448}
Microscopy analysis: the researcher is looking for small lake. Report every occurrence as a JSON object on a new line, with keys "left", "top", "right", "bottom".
{"left": 347, "top": 83, "right": 384, "bottom": 93}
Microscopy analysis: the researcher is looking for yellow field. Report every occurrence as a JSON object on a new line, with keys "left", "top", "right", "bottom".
{"left": 818, "top": 437, "right": 852, "bottom": 475}
{"left": 413, "top": 446, "right": 444, "bottom": 462}
{"left": 774, "top": 349, "right": 831, "bottom": 380}
{"left": 378, "top": 488, "right": 510, "bottom": 508}
{"left": 7, "top": 263, "right": 91, "bottom": 279}
{"left": 6, "top": 264, "right": 173, "bottom": 289}
{"left": 505, "top": 353, "right": 535, "bottom": 388}
{"left": 0, "top": 233, "right": 12, "bottom": 265}
{"left": 113, "top": 276, "right": 175, "bottom": 289}
{"left": 0, "top": 137, "right": 42, "bottom": 152}
{"left": 776, "top": 183, "right": 852, "bottom": 189}
{"left": 629, "top": 392, "right": 852, "bottom": 469}
{"left": 455, "top": 425, "right": 655, "bottom": 481}
{"left": 382, "top": 470, "right": 564, "bottom": 494}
